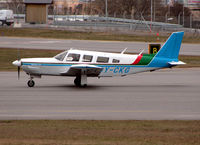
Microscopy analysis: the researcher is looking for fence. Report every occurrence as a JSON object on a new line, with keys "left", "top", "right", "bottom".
{"left": 13, "top": 13, "right": 200, "bottom": 33}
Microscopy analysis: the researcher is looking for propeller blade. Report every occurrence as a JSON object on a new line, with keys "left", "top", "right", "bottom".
{"left": 18, "top": 66, "right": 20, "bottom": 80}
{"left": 17, "top": 48, "right": 21, "bottom": 80}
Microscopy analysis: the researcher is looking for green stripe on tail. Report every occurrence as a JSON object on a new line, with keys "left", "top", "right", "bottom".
{"left": 136, "top": 54, "right": 156, "bottom": 65}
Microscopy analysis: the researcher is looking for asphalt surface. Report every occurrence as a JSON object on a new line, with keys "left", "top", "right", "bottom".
{"left": 0, "top": 37, "right": 200, "bottom": 56}
{"left": 0, "top": 68, "right": 200, "bottom": 120}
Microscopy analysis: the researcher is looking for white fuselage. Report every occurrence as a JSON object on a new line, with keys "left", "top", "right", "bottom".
{"left": 20, "top": 49, "right": 158, "bottom": 77}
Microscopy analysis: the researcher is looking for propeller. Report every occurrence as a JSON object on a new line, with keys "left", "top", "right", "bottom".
{"left": 18, "top": 66, "right": 20, "bottom": 80}
{"left": 17, "top": 48, "right": 20, "bottom": 80}
{"left": 12, "top": 48, "right": 21, "bottom": 80}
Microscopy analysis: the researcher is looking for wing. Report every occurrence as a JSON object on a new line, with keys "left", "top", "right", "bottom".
{"left": 60, "top": 64, "right": 103, "bottom": 77}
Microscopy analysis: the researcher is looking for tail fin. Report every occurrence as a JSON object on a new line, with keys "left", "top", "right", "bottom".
{"left": 155, "top": 31, "right": 184, "bottom": 60}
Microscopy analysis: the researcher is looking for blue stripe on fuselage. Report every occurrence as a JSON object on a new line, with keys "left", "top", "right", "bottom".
{"left": 22, "top": 62, "right": 156, "bottom": 68}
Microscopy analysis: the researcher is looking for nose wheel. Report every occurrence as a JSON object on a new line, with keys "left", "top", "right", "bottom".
{"left": 27, "top": 80, "right": 35, "bottom": 87}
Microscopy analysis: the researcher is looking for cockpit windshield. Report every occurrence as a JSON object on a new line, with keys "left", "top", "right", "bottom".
{"left": 54, "top": 51, "right": 68, "bottom": 61}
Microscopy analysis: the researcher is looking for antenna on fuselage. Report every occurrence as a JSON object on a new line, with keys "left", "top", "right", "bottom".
{"left": 121, "top": 48, "right": 127, "bottom": 54}
{"left": 139, "top": 49, "right": 145, "bottom": 55}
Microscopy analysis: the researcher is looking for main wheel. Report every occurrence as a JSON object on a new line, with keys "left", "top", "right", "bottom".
{"left": 1, "top": 21, "right": 6, "bottom": 26}
{"left": 27, "top": 80, "right": 35, "bottom": 87}
{"left": 74, "top": 76, "right": 81, "bottom": 87}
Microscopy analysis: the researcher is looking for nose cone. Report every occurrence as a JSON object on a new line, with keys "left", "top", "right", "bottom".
{"left": 12, "top": 60, "right": 21, "bottom": 66}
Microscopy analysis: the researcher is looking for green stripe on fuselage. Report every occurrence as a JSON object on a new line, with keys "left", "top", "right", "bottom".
{"left": 137, "top": 54, "right": 156, "bottom": 65}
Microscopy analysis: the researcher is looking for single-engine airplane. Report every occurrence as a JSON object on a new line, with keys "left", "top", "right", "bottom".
{"left": 12, "top": 31, "right": 185, "bottom": 87}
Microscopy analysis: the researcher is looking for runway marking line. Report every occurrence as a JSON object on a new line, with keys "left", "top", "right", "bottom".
{"left": 0, "top": 110, "right": 160, "bottom": 113}
{"left": 52, "top": 110, "right": 159, "bottom": 113}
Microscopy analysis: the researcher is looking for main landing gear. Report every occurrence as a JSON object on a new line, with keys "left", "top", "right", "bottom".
{"left": 74, "top": 74, "right": 87, "bottom": 87}
{"left": 74, "top": 76, "right": 81, "bottom": 87}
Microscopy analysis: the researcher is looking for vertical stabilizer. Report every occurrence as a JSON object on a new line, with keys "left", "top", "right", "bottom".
{"left": 155, "top": 32, "right": 184, "bottom": 60}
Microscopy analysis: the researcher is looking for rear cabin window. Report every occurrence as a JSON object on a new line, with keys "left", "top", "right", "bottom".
{"left": 66, "top": 53, "right": 80, "bottom": 62}
{"left": 82, "top": 55, "right": 93, "bottom": 62}
{"left": 112, "top": 59, "right": 120, "bottom": 63}
{"left": 97, "top": 56, "right": 109, "bottom": 63}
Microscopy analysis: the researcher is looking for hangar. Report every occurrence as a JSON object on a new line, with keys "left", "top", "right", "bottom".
{"left": 24, "top": 0, "right": 53, "bottom": 24}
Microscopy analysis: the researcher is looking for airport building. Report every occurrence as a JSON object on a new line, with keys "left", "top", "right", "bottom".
{"left": 54, "top": 0, "right": 79, "bottom": 14}
{"left": 53, "top": 0, "right": 89, "bottom": 14}
{"left": 24, "top": 0, "right": 53, "bottom": 24}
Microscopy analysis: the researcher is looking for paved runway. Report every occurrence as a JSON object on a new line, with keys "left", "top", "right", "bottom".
{"left": 0, "top": 37, "right": 200, "bottom": 56}
{"left": 0, "top": 68, "right": 200, "bottom": 120}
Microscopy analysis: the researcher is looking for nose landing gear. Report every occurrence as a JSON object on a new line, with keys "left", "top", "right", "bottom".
{"left": 27, "top": 80, "right": 35, "bottom": 87}
{"left": 27, "top": 76, "right": 35, "bottom": 87}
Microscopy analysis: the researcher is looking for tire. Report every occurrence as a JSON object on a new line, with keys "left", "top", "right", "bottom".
{"left": 27, "top": 80, "right": 35, "bottom": 87}
{"left": 0, "top": 21, "right": 5, "bottom": 26}
{"left": 74, "top": 76, "right": 81, "bottom": 87}
{"left": 2, "top": 22, "right": 6, "bottom": 26}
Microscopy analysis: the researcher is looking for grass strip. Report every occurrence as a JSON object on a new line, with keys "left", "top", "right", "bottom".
{"left": 0, "top": 48, "right": 200, "bottom": 71}
{"left": 0, "top": 120, "right": 199, "bottom": 145}
{"left": 0, "top": 48, "right": 60, "bottom": 71}
{"left": 0, "top": 28, "right": 200, "bottom": 43}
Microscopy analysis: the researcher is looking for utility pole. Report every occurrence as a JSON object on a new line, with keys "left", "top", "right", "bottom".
{"left": 151, "top": 0, "right": 152, "bottom": 22}
{"left": 190, "top": 14, "right": 192, "bottom": 28}
{"left": 150, "top": 0, "right": 153, "bottom": 32}
{"left": 90, "top": 0, "right": 92, "bottom": 15}
{"left": 183, "top": 4, "right": 184, "bottom": 27}
{"left": 178, "top": 12, "right": 181, "bottom": 25}
{"left": 105, "top": 0, "right": 108, "bottom": 18}
{"left": 153, "top": 0, "right": 155, "bottom": 21}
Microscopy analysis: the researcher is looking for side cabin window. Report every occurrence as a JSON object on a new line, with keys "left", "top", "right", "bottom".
{"left": 66, "top": 53, "right": 80, "bottom": 62}
{"left": 112, "top": 59, "right": 120, "bottom": 63}
{"left": 82, "top": 55, "right": 93, "bottom": 62}
{"left": 97, "top": 56, "right": 109, "bottom": 63}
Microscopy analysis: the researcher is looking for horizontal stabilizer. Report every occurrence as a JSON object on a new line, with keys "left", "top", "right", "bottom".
{"left": 168, "top": 61, "right": 186, "bottom": 66}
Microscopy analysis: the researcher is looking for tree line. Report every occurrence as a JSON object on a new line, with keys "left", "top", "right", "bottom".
{"left": 89, "top": 0, "right": 191, "bottom": 21}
